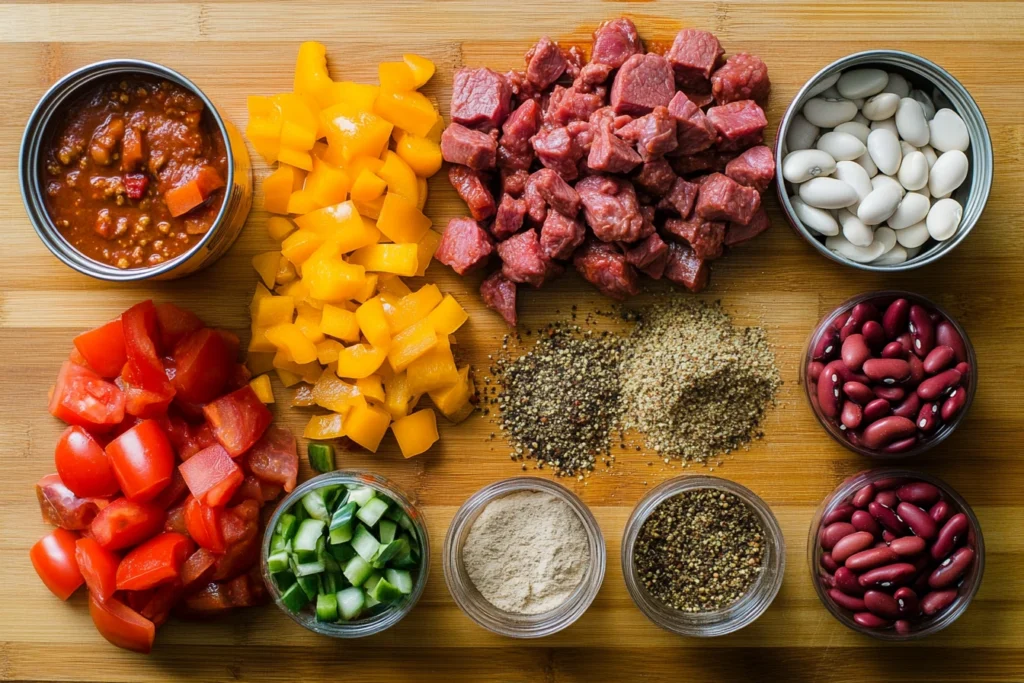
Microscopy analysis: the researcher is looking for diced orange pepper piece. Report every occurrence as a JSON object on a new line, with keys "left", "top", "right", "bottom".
{"left": 277, "top": 147, "right": 314, "bottom": 172}
{"left": 276, "top": 368, "right": 303, "bottom": 387}
{"left": 385, "top": 284, "right": 442, "bottom": 333}
{"left": 403, "top": 54, "right": 436, "bottom": 89}
{"left": 321, "top": 102, "right": 393, "bottom": 163}
{"left": 391, "top": 408, "right": 439, "bottom": 458}
{"left": 345, "top": 400, "right": 392, "bottom": 453}
{"left": 280, "top": 230, "right": 325, "bottom": 267}
{"left": 248, "top": 324, "right": 275, "bottom": 354}
{"left": 255, "top": 294, "right": 295, "bottom": 328}
{"left": 295, "top": 302, "right": 325, "bottom": 344}
{"left": 383, "top": 369, "right": 416, "bottom": 420}
{"left": 165, "top": 166, "right": 225, "bottom": 217}
{"left": 285, "top": 188, "right": 321, "bottom": 214}
{"left": 263, "top": 164, "right": 305, "bottom": 215}
{"left": 312, "top": 370, "right": 361, "bottom": 413}
{"left": 247, "top": 95, "right": 283, "bottom": 163}
{"left": 374, "top": 90, "right": 439, "bottom": 138}
{"left": 249, "top": 374, "right": 275, "bottom": 404}
{"left": 275, "top": 278, "right": 309, "bottom": 301}
{"left": 406, "top": 334, "right": 460, "bottom": 395}
{"left": 395, "top": 133, "right": 442, "bottom": 177}
{"left": 266, "top": 323, "right": 318, "bottom": 365}
{"left": 268, "top": 216, "right": 296, "bottom": 241}
{"left": 387, "top": 318, "right": 438, "bottom": 372}
{"left": 426, "top": 294, "right": 468, "bottom": 335}
{"left": 348, "top": 243, "right": 418, "bottom": 277}
{"left": 293, "top": 42, "right": 336, "bottom": 108}
{"left": 320, "top": 304, "right": 361, "bottom": 343}
{"left": 353, "top": 195, "right": 386, "bottom": 221}
{"left": 252, "top": 251, "right": 281, "bottom": 289}
{"left": 303, "top": 254, "right": 367, "bottom": 302}
{"left": 378, "top": 151, "right": 418, "bottom": 204}
{"left": 429, "top": 365, "right": 474, "bottom": 423}
{"left": 414, "top": 229, "right": 442, "bottom": 277}
{"left": 350, "top": 169, "right": 387, "bottom": 203}
{"left": 315, "top": 339, "right": 344, "bottom": 365}
{"left": 416, "top": 176, "right": 429, "bottom": 212}
{"left": 376, "top": 191, "right": 431, "bottom": 244}
{"left": 304, "top": 157, "right": 352, "bottom": 208}
{"left": 356, "top": 375, "right": 386, "bottom": 404}
{"left": 377, "top": 274, "right": 412, "bottom": 298}
{"left": 378, "top": 61, "right": 417, "bottom": 92}
{"left": 355, "top": 298, "right": 391, "bottom": 349}
{"left": 274, "top": 93, "right": 319, "bottom": 150}
{"left": 295, "top": 201, "right": 380, "bottom": 252}
{"left": 352, "top": 273, "right": 378, "bottom": 304}
{"left": 304, "top": 413, "right": 346, "bottom": 440}
{"left": 327, "top": 82, "right": 380, "bottom": 111}
{"left": 425, "top": 113, "right": 445, "bottom": 144}
{"left": 335, "top": 344, "right": 387, "bottom": 379}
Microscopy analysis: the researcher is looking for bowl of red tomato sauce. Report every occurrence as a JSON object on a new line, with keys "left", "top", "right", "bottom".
{"left": 20, "top": 59, "right": 252, "bottom": 281}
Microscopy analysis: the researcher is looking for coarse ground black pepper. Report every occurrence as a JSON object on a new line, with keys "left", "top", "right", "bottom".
{"left": 633, "top": 489, "right": 765, "bottom": 612}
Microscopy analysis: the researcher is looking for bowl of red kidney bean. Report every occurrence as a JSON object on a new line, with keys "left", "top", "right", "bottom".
{"left": 809, "top": 469, "right": 984, "bottom": 639}
{"left": 801, "top": 290, "right": 975, "bottom": 458}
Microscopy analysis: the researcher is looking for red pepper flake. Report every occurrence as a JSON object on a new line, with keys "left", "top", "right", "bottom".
{"left": 123, "top": 174, "right": 149, "bottom": 200}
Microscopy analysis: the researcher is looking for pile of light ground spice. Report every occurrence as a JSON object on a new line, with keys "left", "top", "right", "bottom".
{"left": 633, "top": 489, "right": 765, "bottom": 612}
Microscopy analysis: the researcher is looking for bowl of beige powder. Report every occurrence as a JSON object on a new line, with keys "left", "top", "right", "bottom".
{"left": 443, "top": 477, "right": 606, "bottom": 637}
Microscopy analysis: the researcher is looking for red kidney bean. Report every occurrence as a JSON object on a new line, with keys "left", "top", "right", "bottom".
{"left": 936, "top": 321, "right": 967, "bottom": 363}
{"left": 861, "top": 320, "right": 886, "bottom": 350}
{"left": 841, "top": 334, "right": 871, "bottom": 373}
{"left": 875, "top": 476, "right": 911, "bottom": 491}
{"left": 843, "top": 382, "right": 874, "bottom": 405}
{"left": 929, "top": 500, "right": 950, "bottom": 524}
{"left": 906, "top": 354, "right": 926, "bottom": 388}
{"left": 832, "top": 531, "right": 876, "bottom": 563}
{"left": 928, "top": 547, "right": 975, "bottom": 589}
{"left": 862, "top": 358, "right": 911, "bottom": 385}
{"left": 909, "top": 305, "right": 935, "bottom": 358}
{"left": 881, "top": 341, "right": 906, "bottom": 359}
{"left": 896, "top": 332, "right": 913, "bottom": 354}
{"left": 841, "top": 302, "right": 878, "bottom": 342}
{"left": 889, "top": 536, "right": 927, "bottom": 557}
{"left": 846, "top": 546, "right": 898, "bottom": 572}
{"left": 869, "top": 501, "right": 909, "bottom": 534}
{"left": 833, "top": 311, "right": 850, "bottom": 330}
{"left": 862, "top": 416, "right": 917, "bottom": 449}
{"left": 864, "top": 590, "right": 902, "bottom": 619}
{"left": 820, "top": 571, "right": 835, "bottom": 588}
{"left": 917, "top": 369, "right": 962, "bottom": 401}
{"left": 853, "top": 611, "right": 893, "bottom": 629}
{"left": 858, "top": 562, "right": 917, "bottom": 588}
{"left": 874, "top": 490, "right": 898, "bottom": 508}
{"left": 955, "top": 361, "right": 970, "bottom": 377}
{"left": 923, "top": 345, "right": 955, "bottom": 374}
{"left": 941, "top": 387, "right": 967, "bottom": 422}
{"left": 845, "top": 429, "right": 865, "bottom": 448}
{"left": 883, "top": 436, "right": 918, "bottom": 454}
{"left": 830, "top": 588, "right": 866, "bottom": 612}
{"left": 896, "top": 502, "right": 938, "bottom": 540}
{"left": 894, "top": 587, "right": 919, "bottom": 617}
{"left": 821, "top": 552, "right": 840, "bottom": 573}
{"left": 823, "top": 503, "right": 856, "bottom": 526}
{"left": 916, "top": 402, "right": 941, "bottom": 435}
{"left": 920, "top": 589, "right": 958, "bottom": 616}
{"left": 931, "top": 513, "right": 968, "bottom": 560}
{"left": 882, "top": 530, "right": 897, "bottom": 543}
{"left": 817, "top": 360, "right": 845, "bottom": 418}
{"left": 863, "top": 398, "right": 891, "bottom": 423}
{"left": 873, "top": 385, "right": 904, "bottom": 402}
{"left": 892, "top": 393, "right": 921, "bottom": 420}
{"left": 813, "top": 329, "right": 840, "bottom": 362}
{"left": 883, "top": 298, "right": 910, "bottom": 339}
{"left": 852, "top": 484, "right": 876, "bottom": 509}
{"left": 851, "top": 510, "right": 881, "bottom": 536}
{"left": 834, "top": 567, "right": 865, "bottom": 597}
{"left": 807, "top": 360, "right": 825, "bottom": 382}
{"left": 894, "top": 619, "right": 913, "bottom": 635}
{"left": 821, "top": 522, "right": 857, "bottom": 550}
{"left": 897, "top": 482, "right": 941, "bottom": 506}
{"left": 841, "top": 401, "right": 863, "bottom": 429}
{"left": 873, "top": 540, "right": 889, "bottom": 549}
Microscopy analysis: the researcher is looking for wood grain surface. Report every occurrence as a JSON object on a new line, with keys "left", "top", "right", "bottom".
{"left": 2, "top": 1, "right": 1022, "bottom": 681}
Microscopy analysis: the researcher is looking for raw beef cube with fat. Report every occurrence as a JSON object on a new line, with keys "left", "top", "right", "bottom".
{"left": 711, "top": 53, "right": 771, "bottom": 105}
{"left": 666, "top": 28, "right": 724, "bottom": 88}
{"left": 497, "top": 229, "right": 563, "bottom": 287}
{"left": 610, "top": 54, "right": 675, "bottom": 116}
{"left": 441, "top": 123, "right": 497, "bottom": 170}
{"left": 451, "top": 67, "right": 512, "bottom": 131}
{"left": 435, "top": 217, "right": 494, "bottom": 275}
{"left": 480, "top": 270, "right": 518, "bottom": 327}
{"left": 572, "top": 239, "right": 640, "bottom": 300}
{"left": 724, "top": 145, "right": 775, "bottom": 192}
{"left": 591, "top": 17, "right": 643, "bottom": 68}
{"left": 706, "top": 99, "right": 767, "bottom": 152}
{"left": 694, "top": 172, "right": 761, "bottom": 225}
{"left": 664, "top": 241, "right": 710, "bottom": 292}
{"left": 449, "top": 165, "right": 496, "bottom": 221}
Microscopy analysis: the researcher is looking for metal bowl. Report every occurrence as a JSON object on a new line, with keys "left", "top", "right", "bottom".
{"left": 775, "top": 50, "right": 992, "bottom": 271}
{"left": 19, "top": 59, "right": 252, "bottom": 281}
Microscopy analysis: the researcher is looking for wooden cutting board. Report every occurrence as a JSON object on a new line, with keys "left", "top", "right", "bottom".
{"left": 1, "top": 1, "right": 1022, "bottom": 680}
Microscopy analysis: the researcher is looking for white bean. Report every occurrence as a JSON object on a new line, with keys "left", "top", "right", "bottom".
{"left": 910, "top": 89, "right": 936, "bottom": 120}
{"left": 799, "top": 177, "right": 860, "bottom": 209}
{"left": 917, "top": 184, "right": 932, "bottom": 199}
{"left": 905, "top": 245, "right": 923, "bottom": 259}
{"left": 834, "top": 121, "right": 871, "bottom": 144}
{"left": 858, "top": 184, "right": 902, "bottom": 225}
{"left": 853, "top": 112, "right": 870, "bottom": 126}
{"left": 883, "top": 73, "right": 911, "bottom": 98}
{"left": 837, "top": 69, "right": 889, "bottom": 99}
{"left": 900, "top": 140, "right": 919, "bottom": 158}
{"left": 871, "top": 174, "right": 906, "bottom": 198}
{"left": 898, "top": 151, "right": 930, "bottom": 191}
{"left": 782, "top": 149, "right": 837, "bottom": 183}
{"left": 821, "top": 85, "right": 842, "bottom": 99}
{"left": 855, "top": 151, "right": 879, "bottom": 178}
{"left": 928, "top": 150, "right": 969, "bottom": 197}
{"left": 927, "top": 198, "right": 963, "bottom": 241}
{"left": 875, "top": 226, "right": 898, "bottom": 254}
{"left": 838, "top": 209, "right": 874, "bottom": 246}
{"left": 874, "top": 244, "right": 908, "bottom": 266}
{"left": 928, "top": 109, "right": 970, "bottom": 152}
{"left": 895, "top": 97, "right": 930, "bottom": 147}
{"left": 867, "top": 128, "right": 902, "bottom": 175}
{"left": 870, "top": 118, "right": 899, "bottom": 136}
{"left": 826, "top": 234, "right": 888, "bottom": 263}
{"left": 807, "top": 72, "right": 841, "bottom": 98}
{"left": 803, "top": 97, "right": 859, "bottom": 128}
{"left": 816, "top": 131, "right": 867, "bottom": 161}
{"left": 896, "top": 221, "right": 931, "bottom": 249}
{"left": 835, "top": 160, "right": 873, "bottom": 200}
{"left": 862, "top": 93, "right": 900, "bottom": 121}
{"left": 920, "top": 144, "right": 939, "bottom": 168}
{"left": 786, "top": 113, "right": 820, "bottom": 151}
{"left": 790, "top": 195, "right": 840, "bottom": 236}
{"left": 887, "top": 192, "right": 931, "bottom": 230}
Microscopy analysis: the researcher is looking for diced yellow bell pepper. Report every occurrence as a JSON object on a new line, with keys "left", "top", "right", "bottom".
{"left": 374, "top": 89, "right": 439, "bottom": 138}
{"left": 416, "top": 176, "right": 429, "bottom": 211}
{"left": 268, "top": 216, "right": 296, "bottom": 241}
{"left": 336, "top": 343, "right": 387, "bottom": 379}
{"left": 350, "top": 169, "right": 387, "bottom": 203}
{"left": 426, "top": 294, "right": 468, "bottom": 335}
{"left": 426, "top": 113, "right": 445, "bottom": 144}
{"left": 345, "top": 400, "right": 391, "bottom": 453}
{"left": 377, "top": 273, "right": 412, "bottom": 298}
{"left": 275, "top": 257, "right": 298, "bottom": 285}
{"left": 414, "top": 229, "right": 442, "bottom": 277}
{"left": 403, "top": 54, "right": 436, "bottom": 89}
{"left": 294, "top": 201, "right": 381, "bottom": 253}
{"left": 429, "top": 365, "right": 474, "bottom": 422}
{"left": 292, "top": 384, "right": 315, "bottom": 407}
{"left": 407, "top": 334, "right": 460, "bottom": 395}
{"left": 285, "top": 188, "right": 322, "bottom": 214}
{"left": 387, "top": 318, "right": 438, "bottom": 372}
{"left": 276, "top": 368, "right": 303, "bottom": 387}
{"left": 356, "top": 375, "right": 386, "bottom": 404}
{"left": 255, "top": 294, "right": 295, "bottom": 328}
{"left": 304, "top": 413, "right": 347, "bottom": 440}
{"left": 248, "top": 324, "right": 276, "bottom": 353}
{"left": 246, "top": 96, "right": 283, "bottom": 163}
{"left": 303, "top": 252, "right": 367, "bottom": 302}
{"left": 348, "top": 243, "right": 419, "bottom": 276}
{"left": 378, "top": 151, "right": 419, "bottom": 204}
{"left": 329, "top": 81, "right": 380, "bottom": 111}
{"left": 281, "top": 230, "right": 325, "bottom": 267}
{"left": 385, "top": 284, "right": 442, "bottom": 333}
{"left": 304, "top": 157, "right": 352, "bottom": 208}
{"left": 274, "top": 93, "right": 318, "bottom": 150}
{"left": 383, "top": 369, "right": 416, "bottom": 420}
{"left": 252, "top": 251, "right": 281, "bottom": 289}
{"left": 277, "top": 147, "right": 314, "bottom": 172}
{"left": 321, "top": 102, "right": 393, "bottom": 163}
{"left": 315, "top": 339, "right": 344, "bottom": 365}
{"left": 320, "top": 304, "right": 361, "bottom": 343}
{"left": 266, "top": 323, "right": 319, "bottom": 365}
{"left": 272, "top": 352, "right": 322, "bottom": 384}
{"left": 395, "top": 134, "right": 442, "bottom": 177}
{"left": 378, "top": 61, "right": 417, "bottom": 93}
{"left": 391, "top": 408, "right": 439, "bottom": 458}
{"left": 312, "top": 370, "right": 361, "bottom": 413}
{"left": 376, "top": 191, "right": 431, "bottom": 244}
{"left": 293, "top": 42, "right": 336, "bottom": 108}
{"left": 355, "top": 298, "right": 392, "bottom": 349}
{"left": 352, "top": 273, "right": 378, "bottom": 303}
{"left": 249, "top": 374, "right": 275, "bottom": 404}
{"left": 276, "top": 278, "right": 309, "bottom": 301}
{"left": 353, "top": 195, "right": 386, "bottom": 221}
{"left": 295, "top": 302, "right": 325, "bottom": 344}
{"left": 250, "top": 282, "right": 273, "bottom": 317}
{"left": 348, "top": 155, "right": 385, "bottom": 179}
{"left": 263, "top": 164, "right": 305, "bottom": 214}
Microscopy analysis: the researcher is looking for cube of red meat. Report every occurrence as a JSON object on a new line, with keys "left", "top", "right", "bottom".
{"left": 616, "top": 106, "right": 678, "bottom": 162}
{"left": 664, "top": 241, "right": 710, "bottom": 292}
{"left": 435, "top": 217, "right": 494, "bottom": 275}
{"left": 497, "top": 229, "right": 563, "bottom": 288}
{"left": 451, "top": 67, "right": 512, "bottom": 131}
{"left": 711, "top": 53, "right": 771, "bottom": 105}
{"left": 498, "top": 99, "right": 541, "bottom": 170}
{"left": 539, "top": 210, "right": 586, "bottom": 261}
{"left": 492, "top": 193, "right": 528, "bottom": 240}
{"left": 667, "top": 92, "right": 716, "bottom": 155}
{"left": 448, "top": 165, "right": 496, "bottom": 221}
{"left": 441, "top": 123, "right": 497, "bottom": 170}
{"left": 502, "top": 169, "right": 530, "bottom": 197}
{"left": 480, "top": 270, "right": 518, "bottom": 327}
{"left": 638, "top": 204, "right": 657, "bottom": 240}
{"left": 526, "top": 36, "right": 568, "bottom": 89}
{"left": 528, "top": 169, "right": 581, "bottom": 217}
{"left": 725, "top": 206, "right": 772, "bottom": 247}
{"left": 680, "top": 89, "right": 714, "bottom": 108}
{"left": 588, "top": 118, "right": 641, "bottom": 174}
{"left": 724, "top": 145, "right": 775, "bottom": 193}
{"left": 611, "top": 54, "right": 675, "bottom": 116}
{"left": 564, "top": 45, "right": 586, "bottom": 80}
{"left": 573, "top": 239, "right": 640, "bottom": 300}
{"left": 624, "top": 232, "right": 670, "bottom": 280}
{"left": 635, "top": 159, "right": 677, "bottom": 197}
{"left": 532, "top": 125, "right": 583, "bottom": 181}
{"left": 575, "top": 63, "right": 614, "bottom": 92}
{"left": 666, "top": 28, "right": 724, "bottom": 89}
{"left": 546, "top": 85, "right": 606, "bottom": 127}
{"left": 662, "top": 216, "right": 726, "bottom": 260}
{"left": 522, "top": 175, "right": 547, "bottom": 224}
{"left": 706, "top": 100, "right": 767, "bottom": 152}
{"left": 591, "top": 17, "right": 643, "bottom": 69}
{"left": 657, "top": 177, "right": 700, "bottom": 217}
{"left": 576, "top": 174, "right": 646, "bottom": 243}
{"left": 694, "top": 172, "right": 761, "bottom": 225}
{"left": 670, "top": 148, "right": 732, "bottom": 176}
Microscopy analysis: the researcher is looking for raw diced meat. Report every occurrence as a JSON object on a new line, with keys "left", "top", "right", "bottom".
{"left": 575, "top": 63, "right": 614, "bottom": 92}
{"left": 711, "top": 53, "right": 771, "bottom": 105}
{"left": 502, "top": 169, "right": 530, "bottom": 197}
{"left": 588, "top": 117, "right": 641, "bottom": 173}
{"left": 497, "top": 228, "right": 562, "bottom": 287}
{"left": 503, "top": 69, "right": 539, "bottom": 102}
{"left": 634, "top": 159, "right": 677, "bottom": 196}
{"left": 522, "top": 176, "right": 547, "bottom": 224}
{"left": 451, "top": 67, "right": 512, "bottom": 131}
{"left": 526, "top": 37, "right": 568, "bottom": 89}
{"left": 724, "top": 145, "right": 775, "bottom": 193}
{"left": 576, "top": 174, "right": 646, "bottom": 243}
{"left": 441, "top": 123, "right": 497, "bottom": 170}
{"left": 725, "top": 206, "right": 771, "bottom": 246}
{"left": 498, "top": 99, "right": 541, "bottom": 170}
{"left": 680, "top": 89, "right": 714, "bottom": 108}
{"left": 529, "top": 169, "right": 581, "bottom": 217}
{"left": 611, "top": 54, "right": 675, "bottom": 116}
{"left": 546, "top": 86, "right": 606, "bottom": 127}
{"left": 667, "top": 92, "right": 715, "bottom": 154}
{"left": 591, "top": 17, "right": 643, "bottom": 68}
{"left": 480, "top": 270, "right": 518, "bottom": 326}
{"left": 492, "top": 193, "right": 528, "bottom": 240}
{"left": 539, "top": 210, "right": 586, "bottom": 260}
{"left": 658, "top": 178, "right": 700, "bottom": 217}
{"left": 624, "top": 232, "right": 670, "bottom": 279}
{"left": 573, "top": 239, "right": 640, "bottom": 300}
{"left": 435, "top": 217, "right": 494, "bottom": 275}
{"left": 662, "top": 216, "right": 726, "bottom": 260}
{"left": 448, "top": 165, "right": 496, "bottom": 221}
{"left": 638, "top": 204, "right": 657, "bottom": 240}
{"left": 532, "top": 125, "right": 583, "bottom": 180}
{"left": 567, "top": 119, "right": 595, "bottom": 160}
{"left": 664, "top": 241, "right": 710, "bottom": 292}
{"left": 666, "top": 28, "right": 724, "bottom": 89}
{"left": 616, "top": 106, "right": 677, "bottom": 161}
{"left": 694, "top": 172, "right": 761, "bottom": 225}
{"left": 706, "top": 99, "right": 767, "bottom": 151}
{"left": 565, "top": 46, "right": 586, "bottom": 80}
{"left": 670, "top": 149, "right": 732, "bottom": 176}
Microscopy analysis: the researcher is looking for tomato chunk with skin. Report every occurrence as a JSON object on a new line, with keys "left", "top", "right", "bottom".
{"left": 172, "top": 328, "right": 232, "bottom": 403}
{"left": 245, "top": 425, "right": 299, "bottom": 493}
{"left": 115, "top": 532, "right": 193, "bottom": 591}
{"left": 184, "top": 496, "right": 225, "bottom": 553}
{"left": 154, "top": 302, "right": 203, "bottom": 350}
{"left": 55, "top": 426, "right": 120, "bottom": 498}
{"left": 49, "top": 361, "right": 125, "bottom": 430}
{"left": 75, "top": 537, "right": 121, "bottom": 601}
{"left": 181, "top": 547, "right": 217, "bottom": 591}
{"left": 105, "top": 419, "right": 174, "bottom": 502}
{"left": 73, "top": 319, "right": 127, "bottom": 379}
{"left": 203, "top": 386, "right": 273, "bottom": 457}
{"left": 138, "top": 582, "right": 181, "bottom": 628}
{"left": 36, "top": 473, "right": 108, "bottom": 530}
{"left": 230, "top": 473, "right": 283, "bottom": 506}
{"left": 149, "top": 468, "right": 189, "bottom": 510}
{"left": 120, "top": 361, "right": 175, "bottom": 418}
{"left": 89, "top": 594, "right": 155, "bottom": 654}
{"left": 179, "top": 444, "right": 244, "bottom": 507}
{"left": 163, "top": 498, "right": 189, "bottom": 536}
{"left": 30, "top": 528, "right": 84, "bottom": 600}
{"left": 89, "top": 498, "right": 166, "bottom": 551}
{"left": 121, "top": 301, "right": 167, "bottom": 390}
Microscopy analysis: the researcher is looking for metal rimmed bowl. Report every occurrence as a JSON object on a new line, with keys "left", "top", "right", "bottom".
{"left": 20, "top": 59, "right": 252, "bottom": 281}
{"left": 775, "top": 50, "right": 993, "bottom": 271}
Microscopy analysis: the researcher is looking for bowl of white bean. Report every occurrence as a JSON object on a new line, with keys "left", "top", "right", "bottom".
{"left": 775, "top": 50, "right": 992, "bottom": 271}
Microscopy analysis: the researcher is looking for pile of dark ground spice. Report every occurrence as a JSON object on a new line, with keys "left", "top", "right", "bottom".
{"left": 633, "top": 489, "right": 765, "bottom": 612}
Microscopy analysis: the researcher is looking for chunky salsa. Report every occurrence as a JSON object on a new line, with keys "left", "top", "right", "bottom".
{"left": 43, "top": 76, "right": 229, "bottom": 269}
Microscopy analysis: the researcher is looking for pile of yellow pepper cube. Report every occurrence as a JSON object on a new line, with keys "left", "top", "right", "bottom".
{"left": 244, "top": 42, "right": 472, "bottom": 459}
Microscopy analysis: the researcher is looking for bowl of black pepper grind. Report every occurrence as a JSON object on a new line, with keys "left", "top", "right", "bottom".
{"left": 621, "top": 476, "right": 785, "bottom": 637}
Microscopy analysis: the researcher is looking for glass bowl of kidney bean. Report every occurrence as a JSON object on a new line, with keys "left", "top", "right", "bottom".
{"left": 809, "top": 468, "right": 984, "bottom": 639}
{"left": 801, "top": 290, "right": 976, "bottom": 458}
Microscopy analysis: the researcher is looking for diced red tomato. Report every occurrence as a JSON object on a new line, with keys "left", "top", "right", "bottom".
{"left": 184, "top": 496, "right": 225, "bottom": 553}
{"left": 150, "top": 468, "right": 189, "bottom": 510}
{"left": 212, "top": 532, "right": 260, "bottom": 582}
{"left": 163, "top": 498, "right": 190, "bottom": 537}
{"left": 73, "top": 319, "right": 127, "bottom": 379}
{"left": 30, "top": 528, "right": 84, "bottom": 600}
{"left": 180, "top": 548, "right": 217, "bottom": 592}
{"left": 215, "top": 329, "right": 241, "bottom": 361}
{"left": 89, "top": 498, "right": 166, "bottom": 551}
{"left": 226, "top": 363, "right": 252, "bottom": 392}
{"left": 74, "top": 537, "right": 121, "bottom": 601}
{"left": 115, "top": 532, "right": 193, "bottom": 591}
{"left": 219, "top": 499, "right": 260, "bottom": 546}
{"left": 49, "top": 361, "right": 126, "bottom": 430}
{"left": 138, "top": 582, "right": 181, "bottom": 628}
{"left": 120, "top": 361, "right": 175, "bottom": 419}
{"left": 55, "top": 426, "right": 120, "bottom": 498}
{"left": 36, "top": 473, "right": 108, "bottom": 530}
{"left": 121, "top": 301, "right": 167, "bottom": 389}
{"left": 178, "top": 570, "right": 266, "bottom": 617}
{"left": 230, "top": 473, "right": 283, "bottom": 506}
{"left": 178, "top": 444, "right": 243, "bottom": 508}
{"left": 68, "top": 347, "right": 93, "bottom": 369}
{"left": 203, "top": 386, "right": 272, "bottom": 457}
{"left": 171, "top": 329, "right": 232, "bottom": 404}
{"left": 245, "top": 425, "right": 299, "bottom": 493}
{"left": 105, "top": 420, "right": 174, "bottom": 502}
{"left": 154, "top": 303, "right": 204, "bottom": 349}
{"left": 89, "top": 594, "right": 156, "bottom": 653}
{"left": 122, "top": 173, "right": 149, "bottom": 200}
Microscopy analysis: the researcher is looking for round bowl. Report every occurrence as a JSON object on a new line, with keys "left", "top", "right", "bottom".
{"left": 775, "top": 50, "right": 992, "bottom": 271}
{"left": 260, "top": 470, "right": 429, "bottom": 638}
{"left": 801, "top": 290, "right": 976, "bottom": 458}
{"left": 621, "top": 476, "right": 785, "bottom": 637}
{"left": 443, "top": 477, "right": 605, "bottom": 638}
{"left": 808, "top": 468, "right": 984, "bottom": 640}
{"left": 20, "top": 59, "right": 252, "bottom": 281}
